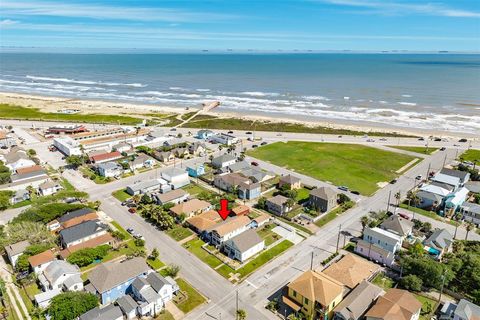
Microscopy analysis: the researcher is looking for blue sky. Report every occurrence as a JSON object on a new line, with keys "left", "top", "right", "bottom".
{"left": 0, "top": 0, "right": 479, "bottom": 51}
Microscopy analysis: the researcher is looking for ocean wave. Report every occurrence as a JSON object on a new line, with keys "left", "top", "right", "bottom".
{"left": 402, "top": 94, "right": 412, "bottom": 98}
{"left": 196, "top": 89, "right": 210, "bottom": 92}
{"left": 398, "top": 102, "right": 417, "bottom": 106}
{"left": 240, "top": 91, "right": 280, "bottom": 97}
{"left": 25, "top": 75, "right": 146, "bottom": 88}
{"left": 301, "top": 95, "right": 330, "bottom": 101}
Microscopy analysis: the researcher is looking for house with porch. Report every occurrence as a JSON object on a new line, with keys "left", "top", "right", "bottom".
{"left": 279, "top": 174, "right": 302, "bottom": 190}
{"left": 223, "top": 229, "right": 265, "bottom": 262}
{"left": 207, "top": 215, "right": 252, "bottom": 247}
{"left": 309, "top": 187, "right": 338, "bottom": 212}
{"left": 266, "top": 195, "right": 292, "bottom": 216}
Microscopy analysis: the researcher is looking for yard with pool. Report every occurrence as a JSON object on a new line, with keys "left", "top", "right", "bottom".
{"left": 247, "top": 142, "right": 418, "bottom": 195}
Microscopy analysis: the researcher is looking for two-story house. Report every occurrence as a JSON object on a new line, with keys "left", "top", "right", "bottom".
{"left": 284, "top": 270, "right": 344, "bottom": 320}
{"left": 208, "top": 216, "right": 252, "bottom": 247}
{"left": 59, "top": 220, "right": 109, "bottom": 248}
{"left": 266, "top": 195, "right": 292, "bottom": 216}
{"left": 170, "top": 199, "right": 213, "bottom": 219}
{"left": 354, "top": 227, "right": 402, "bottom": 266}
{"left": 223, "top": 229, "right": 265, "bottom": 262}
{"left": 309, "top": 187, "right": 338, "bottom": 212}
{"left": 365, "top": 289, "right": 422, "bottom": 320}
{"left": 37, "top": 260, "right": 83, "bottom": 292}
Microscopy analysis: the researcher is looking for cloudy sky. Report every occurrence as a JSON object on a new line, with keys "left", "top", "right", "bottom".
{"left": 0, "top": 0, "right": 479, "bottom": 51}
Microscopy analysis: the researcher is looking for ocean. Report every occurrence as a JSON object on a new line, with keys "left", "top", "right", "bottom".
{"left": 1, "top": 53, "right": 479, "bottom": 133}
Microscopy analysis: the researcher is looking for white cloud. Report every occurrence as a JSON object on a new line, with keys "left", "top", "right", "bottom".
{"left": 317, "top": 0, "right": 480, "bottom": 17}
{"left": 1, "top": 1, "right": 237, "bottom": 22}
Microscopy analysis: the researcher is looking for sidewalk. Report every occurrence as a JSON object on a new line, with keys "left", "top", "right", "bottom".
{"left": 0, "top": 258, "right": 30, "bottom": 320}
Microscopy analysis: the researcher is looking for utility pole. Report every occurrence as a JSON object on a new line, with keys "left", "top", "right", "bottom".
{"left": 426, "top": 163, "right": 431, "bottom": 180}
{"left": 336, "top": 224, "right": 342, "bottom": 253}
{"left": 310, "top": 251, "right": 314, "bottom": 270}
{"left": 442, "top": 154, "right": 447, "bottom": 167}
{"left": 386, "top": 190, "right": 392, "bottom": 212}
{"left": 454, "top": 222, "right": 458, "bottom": 240}
{"left": 438, "top": 273, "right": 446, "bottom": 305}
{"left": 236, "top": 290, "right": 239, "bottom": 320}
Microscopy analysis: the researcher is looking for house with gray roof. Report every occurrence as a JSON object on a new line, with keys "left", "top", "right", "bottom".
{"left": 227, "top": 161, "right": 250, "bottom": 173}
{"left": 126, "top": 178, "right": 169, "bottom": 196}
{"left": 212, "top": 154, "right": 237, "bottom": 169}
{"left": 38, "top": 260, "right": 83, "bottom": 292}
{"left": 333, "top": 280, "right": 385, "bottom": 320}
{"left": 309, "top": 187, "right": 338, "bottom": 212}
{"left": 117, "top": 295, "right": 138, "bottom": 319}
{"left": 87, "top": 257, "right": 151, "bottom": 304}
{"left": 38, "top": 180, "right": 62, "bottom": 196}
{"left": 59, "top": 220, "right": 108, "bottom": 248}
{"left": 161, "top": 167, "right": 190, "bottom": 189}
{"left": 440, "top": 168, "right": 470, "bottom": 186}
{"left": 223, "top": 229, "right": 265, "bottom": 262}
{"left": 9, "top": 189, "right": 30, "bottom": 205}
{"left": 79, "top": 304, "right": 124, "bottom": 320}
{"left": 424, "top": 228, "right": 453, "bottom": 260}
{"left": 266, "top": 195, "right": 292, "bottom": 216}
{"left": 453, "top": 299, "right": 480, "bottom": 320}
{"left": 154, "top": 188, "right": 189, "bottom": 205}
{"left": 460, "top": 202, "right": 480, "bottom": 226}
{"left": 279, "top": 174, "right": 302, "bottom": 190}
{"left": 5, "top": 240, "right": 30, "bottom": 267}
{"left": 97, "top": 161, "right": 123, "bottom": 178}
{"left": 380, "top": 215, "right": 414, "bottom": 238}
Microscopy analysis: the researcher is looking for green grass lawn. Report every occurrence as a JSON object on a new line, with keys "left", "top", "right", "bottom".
{"left": 277, "top": 217, "right": 313, "bottom": 235}
{"left": 147, "top": 258, "right": 165, "bottom": 270}
{"left": 315, "top": 201, "right": 355, "bottom": 228}
{"left": 166, "top": 225, "right": 194, "bottom": 242}
{"left": 112, "top": 189, "right": 131, "bottom": 202}
{"left": 399, "top": 204, "right": 457, "bottom": 226}
{"left": 295, "top": 188, "right": 311, "bottom": 202}
{"left": 415, "top": 294, "right": 438, "bottom": 320}
{"left": 247, "top": 142, "right": 416, "bottom": 195}
{"left": 256, "top": 224, "right": 281, "bottom": 246}
{"left": 182, "top": 183, "right": 214, "bottom": 196}
{"left": 390, "top": 146, "right": 438, "bottom": 155}
{"left": 372, "top": 273, "right": 396, "bottom": 290}
{"left": 0, "top": 103, "right": 144, "bottom": 125}
{"left": 459, "top": 149, "right": 480, "bottom": 162}
{"left": 110, "top": 221, "right": 132, "bottom": 239}
{"left": 174, "top": 278, "right": 206, "bottom": 313}
{"left": 80, "top": 166, "right": 112, "bottom": 184}
{"left": 183, "top": 239, "right": 223, "bottom": 268}
{"left": 155, "top": 310, "right": 175, "bottom": 320}
{"left": 218, "top": 240, "right": 294, "bottom": 280}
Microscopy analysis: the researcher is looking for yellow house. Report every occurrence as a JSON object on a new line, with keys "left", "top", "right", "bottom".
{"left": 284, "top": 270, "right": 344, "bottom": 320}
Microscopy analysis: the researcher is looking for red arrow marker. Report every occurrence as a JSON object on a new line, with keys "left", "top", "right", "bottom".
{"left": 217, "top": 199, "right": 230, "bottom": 221}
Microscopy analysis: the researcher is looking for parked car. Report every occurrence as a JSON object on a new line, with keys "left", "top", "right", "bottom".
{"left": 351, "top": 190, "right": 360, "bottom": 195}
{"left": 246, "top": 131, "right": 252, "bottom": 134}
{"left": 379, "top": 138, "right": 387, "bottom": 141}
{"left": 251, "top": 161, "right": 259, "bottom": 166}
{"left": 398, "top": 213, "right": 411, "bottom": 220}
{"left": 418, "top": 137, "right": 425, "bottom": 141}
{"left": 440, "top": 147, "right": 446, "bottom": 151}
{"left": 252, "top": 144, "right": 258, "bottom": 148}
{"left": 338, "top": 135, "right": 343, "bottom": 138}
{"left": 366, "top": 139, "right": 375, "bottom": 142}
{"left": 459, "top": 138, "right": 468, "bottom": 142}
{"left": 228, "top": 130, "right": 234, "bottom": 134}
{"left": 127, "top": 228, "right": 134, "bottom": 234}
{"left": 128, "top": 208, "right": 136, "bottom": 214}
{"left": 64, "top": 197, "right": 78, "bottom": 204}
{"left": 260, "top": 141, "right": 268, "bottom": 146}
{"left": 133, "top": 233, "right": 143, "bottom": 239}
{"left": 415, "top": 175, "right": 422, "bottom": 180}
{"left": 434, "top": 138, "right": 442, "bottom": 141}
{"left": 338, "top": 186, "right": 349, "bottom": 191}
{"left": 170, "top": 128, "right": 177, "bottom": 131}
{"left": 390, "top": 179, "right": 397, "bottom": 184}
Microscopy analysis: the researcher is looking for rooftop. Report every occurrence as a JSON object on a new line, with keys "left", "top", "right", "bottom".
{"left": 5, "top": 240, "right": 30, "bottom": 257}
{"left": 156, "top": 189, "right": 188, "bottom": 203}
{"left": 28, "top": 250, "right": 56, "bottom": 267}
{"left": 365, "top": 288, "right": 422, "bottom": 320}
{"left": 170, "top": 199, "right": 212, "bottom": 216}
{"left": 59, "top": 220, "right": 107, "bottom": 244}
{"left": 279, "top": 174, "right": 301, "bottom": 185}
{"left": 228, "top": 229, "right": 264, "bottom": 253}
{"left": 209, "top": 215, "right": 251, "bottom": 237}
{"left": 310, "top": 186, "right": 337, "bottom": 200}
{"left": 334, "top": 280, "right": 385, "bottom": 320}
{"left": 288, "top": 270, "right": 344, "bottom": 307}
{"left": 187, "top": 210, "right": 222, "bottom": 232}
{"left": 380, "top": 215, "right": 414, "bottom": 237}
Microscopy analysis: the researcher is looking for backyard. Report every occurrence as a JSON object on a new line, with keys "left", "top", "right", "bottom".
{"left": 247, "top": 142, "right": 417, "bottom": 195}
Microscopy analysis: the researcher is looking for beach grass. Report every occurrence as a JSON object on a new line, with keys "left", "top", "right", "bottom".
{"left": 0, "top": 103, "right": 144, "bottom": 125}
{"left": 390, "top": 146, "right": 438, "bottom": 155}
{"left": 459, "top": 149, "right": 480, "bottom": 162}
{"left": 181, "top": 116, "right": 415, "bottom": 137}
{"left": 247, "top": 142, "right": 416, "bottom": 195}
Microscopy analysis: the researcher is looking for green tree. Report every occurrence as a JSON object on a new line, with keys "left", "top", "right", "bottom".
{"left": 134, "top": 238, "right": 145, "bottom": 247}
{"left": 408, "top": 242, "right": 425, "bottom": 258}
{"left": 256, "top": 197, "right": 267, "bottom": 210}
{"left": 164, "top": 264, "right": 180, "bottom": 277}
{"left": 465, "top": 222, "right": 474, "bottom": 240}
{"left": 360, "top": 216, "right": 370, "bottom": 231}
{"left": 150, "top": 248, "right": 159, "bottom": 260}
{"left": 65, "top": 155, "right": 83, "bottom": 168}
{"left": 47, "top": 291, "right": 98, "bottom": 320}
{"left": 236, "top": 309, "right": 247, "bottom": 320}
{"left": 1, "top": 221, "right": 54, "bottom": 248}
{"left": 400, "top": 275, "right": 423, "bottom": 291}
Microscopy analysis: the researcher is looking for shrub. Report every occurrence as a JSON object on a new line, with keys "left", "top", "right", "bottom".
{"left": 47, "top": 292, "right": 98, "bottom": 320}
{"left": 400, "top": 275, "right": 423, "bottom": 291}
{"left": 164, "top": 264, "right": 180, "bottom": 277}
{"left": 67, "top": 245, "right": 110, "bottom": 267}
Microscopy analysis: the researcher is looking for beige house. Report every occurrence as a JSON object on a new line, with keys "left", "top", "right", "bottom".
{"left": 170, "top": 199, "right": 213, "bottom": 218}
{"left": 365, "top": 289, "right": 422, "bottom": 320}
{"left": 279, "top": 174, "right": 302, "bottom": 190}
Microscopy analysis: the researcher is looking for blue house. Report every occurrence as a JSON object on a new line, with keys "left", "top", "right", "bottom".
{"left": 186, "top": 164, "right": 206, "bottom": 177}
{"left": 196, "top": 129, "right": 214, "bottom": 140}
{"left": 87, "top": 257, "right": 151, "bottom": 304}
{"left": 238, "top": 182, "right": 261, "bottom": 200}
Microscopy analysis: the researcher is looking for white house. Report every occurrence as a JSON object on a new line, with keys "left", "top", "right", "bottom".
{"left": 131, "top": 273, "right": 178, "bottom": 318}
{"left": 211, "top": 154, "right": 237, "bottom": 169}
{"left": 460, "top": 202, "right": 480, "bottom": 225}
{"left": 126, "top": 178, "right": 169, "bottom": 196}
{"left": 59, "top": 220, "right": 109, "bottom": 248}
{"left": 28, "top": 250, "right": 56, "bottom": 274}
{"left": 38, "top": 260, "right": 83, "bottom": 292}
{"left": 210, "top": 133, "right": 238, "bottom": 146}
{"left": 355, "top": 227, "right": 402, "bottom": 266}
{"left": 208, "top": 216, "right": 252, "bottom": 247}
{"left": 53, "top": 136, "right": 82, "bottom": 156}
{"left": 4, "top": 240, "right": 30, "bottom": 267}
{"left": 34, "top": 288, "right": 62, "bottom": 309}
{"left": 97, "top": 162, "right": 123, "bottom": 178}
{"left": 452, "top": 299, "right": 480, "bottom": 320}
{"left": 154, "top": 189, "right": 189, "bottom": 205}
{"left": 38, "top": 180, "right": 63, "bottom": 196}
{"left": 161, "top": 168, "right": 190, "bottom": 189}
{"left": 131, "top": 154, "right": 155, "bottom": 170}
{"left": 223, "top": 229, "right": 265, "bottom": 262}
{"left": 4, "top": 148, "right": 36, "bottom": 172}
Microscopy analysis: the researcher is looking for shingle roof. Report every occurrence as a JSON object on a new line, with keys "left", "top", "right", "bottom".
{"left": 267, "top": 195, "right": 289, "bottom": 206}
{"left": 187, "top": 210, "right": 222, "bottom": 232}
{"left": 117, "top": 295, "right": 138, "bottom": 313}
{"left": 322, "top": 253, "right": 381, "bottom": 289}
{"left": 170, "top": 199, "right": 212, "bottom": 216}
{"left": 280, "top": 174, "right": 301, "bottom": 185}
{"left": 57, "top": 208, "right": 96, "bottom": 223}
{"left": 90, "top": 151, "right": 122, "bottom": 163}
{"left": 5, "top": 240, "right": 30, "bottom": 257}
{"left": 97, "top": 161, "right": 122, "bottom": 170}
{"left": 88, "top": 257, "right": 150, "bottom": 293}
{"left": 213, "top": 154, "right": 236, "bottom": 164}
{"left": 228, "top": 229, "right": 264, "bottom": 253}
{"left": 15, "top": 165, "right": 43, "bottom": 175}
{"left": 79, "top": 305, "right": 123, "bottom": 320}
{"left": 425, "top": 229, "right": 453, "bottom": 250}
{"left": 59, "top": 220, "right": 107, "bottom": 244}
{"left": 39, "top": 180, "right": 59, "bottom": 190}
{"left": 146, "top": 272, "right": 170, "bottom": 292}
{"left": 156, "top": 189, "right": 187, "bottom": 203}
{"left": 288, "top": 270, "right": 344, "bottom": 307}
{"left": 10, "top": 170, "right": 47, "bottom": 182}
{"left": 28, "top": 250, "right": 55, "bottom": 267}
{"left": 440, "top": 168, "right": 469, "bottom": 181}
{"left": 310, "top": 187, "right": 337, "bottom": 200}
{"left": 454, "top": 299, "right": 480, "bottom": 320}
{"left": 380, "top": 215, "right": 414, "bottom": 237}
{"left": 365, "top": 288, "right": 422, "bottom": 320}
{"left": 44, "top": 260, "right": 80, "bottom": 284}
{"left": 334, "top": 280, "right": 385, "bottom": 320}
{"left": 209, "top": 215, "right": 251, "bottom": 237}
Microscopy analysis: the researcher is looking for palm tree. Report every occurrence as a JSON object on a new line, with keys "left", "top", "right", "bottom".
{"left": 360, "top": 216, "right": 370, "bottom": 231}
{"left": 394, "top": 191, "right": 401, "bottom": 207}
{"left": 465, "top": 222, "right": 474, "bottom": 240}
{"left": 236, "top": 309, "right": 247, "bottom": 320}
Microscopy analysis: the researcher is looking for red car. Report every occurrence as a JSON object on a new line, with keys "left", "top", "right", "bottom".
{"left": 128, "top": 208, "right": 136, "bottom": 214}
{"left": 251, "top": 161, "right": 259, "bottom": 166}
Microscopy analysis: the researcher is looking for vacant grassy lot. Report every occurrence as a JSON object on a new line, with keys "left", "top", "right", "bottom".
{"left": 372, "top": 272, "right": 396, "bottom": 290}
{"left": 0, "top": 103, "right": 144, "bottom": 124}
{"left": 390, "top": 146, "right": 438, "bottom": 155}
{"left": 166, "top": 225, "right": 194, "bottom": 242}
{"left": 460, "top": 149, "right": 480, "bottom": 162}
{"left": 247, "top": 142, "right": 416, "bottom": 195}
{"left": 174, "top": 278, "right": 206, "bottom": 313}
{"left": 315, "top": 201, "right": 355, "bottom": 228}
{"left": 183, "top": 238, "right": 223, "bottom": 268}
{"left": 112, "top": 189, "right": 131, "bottom": 202}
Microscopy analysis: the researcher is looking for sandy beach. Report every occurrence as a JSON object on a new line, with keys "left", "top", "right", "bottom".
{"left": 0, "top": 91, "right": 476, "bottom": 138}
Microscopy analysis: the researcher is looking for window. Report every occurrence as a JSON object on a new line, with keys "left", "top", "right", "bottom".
{"left": 292, "top": 291, "right": 297, "bottom": 298}
{"left": 304, "top": 297, "right": 309, "bottom": 305}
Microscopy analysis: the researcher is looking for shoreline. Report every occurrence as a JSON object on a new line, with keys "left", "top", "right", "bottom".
{"left": 0, "top": 91, "right": 476, "bottom": 138}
